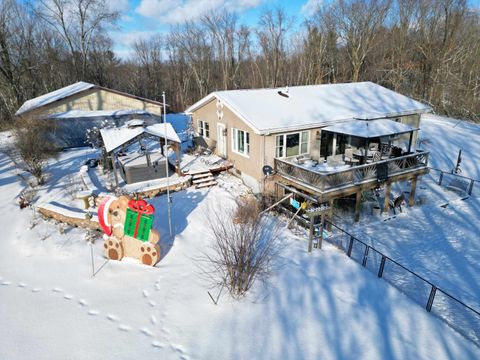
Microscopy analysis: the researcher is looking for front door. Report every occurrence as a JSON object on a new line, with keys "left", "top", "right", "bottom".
{"left": 217, "top": 123, "right": 227, "bottom": 158}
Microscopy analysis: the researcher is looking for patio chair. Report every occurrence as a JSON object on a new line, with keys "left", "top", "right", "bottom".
{"left": 366, "top": 151, "right": 381, "bottom": 164}
{"left": 344, "top": 148, "right": 360, "bottom": 165}
{"left": 380, "top": 143, "right": 392, "bottom": 159}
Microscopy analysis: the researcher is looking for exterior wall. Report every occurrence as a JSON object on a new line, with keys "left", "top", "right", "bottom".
{"left": 191, "top": 99, "right": 265, "bottom": 187}
{"left": 25, "top": 88, "right": 162, "bottom": 120}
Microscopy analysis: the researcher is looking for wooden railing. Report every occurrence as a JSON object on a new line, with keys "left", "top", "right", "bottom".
{"left": 274, "top": 151, "right": 429, "bottom": 193}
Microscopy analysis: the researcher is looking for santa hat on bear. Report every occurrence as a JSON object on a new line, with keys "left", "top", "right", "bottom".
{"left": 97, "top": 196, "right": 117, "bottom": 236}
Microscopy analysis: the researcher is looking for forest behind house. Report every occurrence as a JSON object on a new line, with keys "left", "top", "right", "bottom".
{"left": 0, "top": 0, "right": 479, "bottom": 126}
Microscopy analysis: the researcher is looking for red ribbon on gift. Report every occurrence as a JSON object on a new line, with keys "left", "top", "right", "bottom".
{"left": 128, "top": 199, "right": 155, "bottom": 239}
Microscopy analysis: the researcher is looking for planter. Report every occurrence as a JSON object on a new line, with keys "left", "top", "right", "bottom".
{"left": 372, "top": 206, "right": 381, "bottom": 217}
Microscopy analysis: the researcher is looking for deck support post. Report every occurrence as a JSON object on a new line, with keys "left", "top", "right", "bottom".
{"left": 174, "top": 143, "right": 181, "bottom": 175}
{"left": 354, "top": 190, "right": 362, "bottom": 222}
{"left": 111, "top": 153, "right": 119, "bottom": 188}
{"left": 409, "top": 175, "right": 418, "bottom": 206}
{"left": 327, "top": 199, "right": 334, "bottom": 230}
{"left": 308, "top": 218, "right": 314, "bottom": 253}
{"left": 383, "top": 182, "right": 392, "bottom": 213}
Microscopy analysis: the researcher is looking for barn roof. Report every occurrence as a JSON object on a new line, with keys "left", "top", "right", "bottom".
{"left": 185, "top": 82, "right": 431, "bottom": 135}
{"left": 16, "top": 82, "right": 166, "bottom": 116}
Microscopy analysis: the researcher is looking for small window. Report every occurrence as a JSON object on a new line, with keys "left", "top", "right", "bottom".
{"left": 197, "top": 120, "right": 210, "bottom": 138}
{"left": 275, "top": 131, "right": 309, "bottom": 158}
{"left": 232, "top": 128, "right": 249, "bottom": 156}
{"left": 275, "top": 135, "right": 284, "bottom": 157}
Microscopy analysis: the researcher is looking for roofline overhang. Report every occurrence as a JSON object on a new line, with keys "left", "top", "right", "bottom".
{"left": 185, "top": 92, "right": 432, "bottom": 136}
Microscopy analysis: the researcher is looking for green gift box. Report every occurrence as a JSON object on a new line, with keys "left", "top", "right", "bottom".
{"left": 124, "top": 200, "right": 155, "bottom": 242}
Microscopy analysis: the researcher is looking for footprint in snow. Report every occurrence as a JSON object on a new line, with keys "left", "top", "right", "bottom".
{"left": 118, "top": 324, "right": 131, "bottom": 332}
{"left": 78, "top": 299, "right": 87, "bottom": 306}
{"left": 52, "top": 287, "right": 63, "bottom": 293}
{"left": 155, "top": 283, "right": 161, "bottom": 291}
{"left": 32, "top": 288, "right": 42, "bottom": 293}
{"left": 1, "top": 281, "right": 11, "bottom": 286}
{"left": 107, "top": 314, "right": 118, "bottom": 322}
{"left": 88, "top": 310, "right": 99, "bottom": 316}
{"left": 18, "top": 283, "right": 27, "bottom": 288}
{"left": 151, "top": 340, "right": 165, "bottom": 348}
{"left": 148, "top": 300, "right": 156, "bottom": 307}
{"left": 143, "top": 290, "right": 149, "bottom": 298}
{"left": 140, "top": 328, "right": 154, "bottom": 337}
{"left": 64, "top": 294, "right": 74, "bottom": 300}
{"left": 150, "top": 315, "right": 157, "bottom": 325}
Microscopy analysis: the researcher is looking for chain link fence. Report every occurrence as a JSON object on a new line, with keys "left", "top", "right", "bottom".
{"left": 326, "top": 220, "right": 480, "bottom": 346}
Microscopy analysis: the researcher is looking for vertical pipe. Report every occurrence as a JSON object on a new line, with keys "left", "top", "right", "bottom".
{"left": 163, "top": 92, "right": 172, "bottom": 237}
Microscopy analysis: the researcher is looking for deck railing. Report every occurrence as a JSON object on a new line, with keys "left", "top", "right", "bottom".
{"left": 274, "top": 151, "right": 429, "bottom": 193}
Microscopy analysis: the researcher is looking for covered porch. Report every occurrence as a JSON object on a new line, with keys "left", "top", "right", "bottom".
{"left": 273, "top": 119, "right": 428, "bottom": 222}
{"left": 319, "top": 118, "right": 419, "bottom": 166}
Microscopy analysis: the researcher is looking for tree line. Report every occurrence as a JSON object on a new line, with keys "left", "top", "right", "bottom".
{"left": 0, "top": 0, "right": 479, "bottom": 126}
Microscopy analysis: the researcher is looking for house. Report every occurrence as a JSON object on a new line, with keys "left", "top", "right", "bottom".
{"left": 186, "top": 82, "right": 432, "bottom": 221}
{"left": 16, "top": 82, "right": 165, "bottom": 147}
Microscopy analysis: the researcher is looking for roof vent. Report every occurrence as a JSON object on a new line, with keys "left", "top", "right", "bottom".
{"left": 277, "top": 86, "right": 289, "bottom": 98}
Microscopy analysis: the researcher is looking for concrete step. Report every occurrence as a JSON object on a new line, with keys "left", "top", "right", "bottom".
{"left": 193, "top": 176, "right": 215, "bottom": 184}
{"left": 192, "top": 172, "right": 212, "bottom": 180}
{"left": 196, "top": 181, "right": 217, "bottom": 189}
{"left": 188, "top": 169, "right": 212, "bottom": 175}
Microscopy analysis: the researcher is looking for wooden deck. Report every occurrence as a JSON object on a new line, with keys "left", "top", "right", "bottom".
{"left": 274, "top": 151, "right": 430, "bottom": 221}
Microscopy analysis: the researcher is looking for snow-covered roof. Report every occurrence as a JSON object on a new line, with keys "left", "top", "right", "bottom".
{"left": 185, "top": 82, "right": 431, "bottom": 134}
{"left": 47, "top": 109, "right": 153, "bottom": 119}
{"left": 16, "top": 82, "right": 95, "bottom": 116}
{"left": 100, "top": 122, "right": 181, "bottom": 153}
{"left": 322, "top": 119, "right": 418, "bottom": 138}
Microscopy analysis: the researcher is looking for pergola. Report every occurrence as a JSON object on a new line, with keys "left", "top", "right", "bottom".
{"left": 322, "top": 118, "right": 418, "bottom": 160}
{"left": 100, "top": 120, "right": 181, "bottom": 187}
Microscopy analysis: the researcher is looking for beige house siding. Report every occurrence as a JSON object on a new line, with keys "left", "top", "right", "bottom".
{"left": 192, "top": 99, "right": 265, "bottom": 184}
{"left": 24, "top": 88, "right": 162, "bottom": 120}
{"left": 191, "top": 98, "right": 423, "bottom": 189}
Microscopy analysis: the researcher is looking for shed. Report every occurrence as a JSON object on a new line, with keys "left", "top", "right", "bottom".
{"left": 100, "top": 121, "right": 182, "bottom": 186}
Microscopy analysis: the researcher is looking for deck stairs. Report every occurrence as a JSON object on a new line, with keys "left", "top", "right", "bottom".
{"left": 190, "top": 170, "right": 217, "bottom": 189}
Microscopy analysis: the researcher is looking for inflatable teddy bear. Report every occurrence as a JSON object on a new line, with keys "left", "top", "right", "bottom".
{"left": 98, "top": 195, "right": 161, "bottom": 266}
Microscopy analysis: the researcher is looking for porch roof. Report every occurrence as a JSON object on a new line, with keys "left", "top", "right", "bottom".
{"left": 100, "top": 121, "right": 180, "bottom": 153}
{"left": 322, "top": 119, "right": 418, "bottom": 139}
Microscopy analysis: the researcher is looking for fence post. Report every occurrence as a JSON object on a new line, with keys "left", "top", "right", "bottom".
{"left": 438, "top": 172, "right": 444, "bottom": 186}
{"left": 347, "top": 236, "right": 354, "bottom": 257}
{"left": 468, "top": 180, "right": 474, "bottom": 195}
{"left": 426, "top": 285, "right": 437, "bottom": 312}
{"left": 378, "top": 256, "right": 386, "bottom": 278}
{"left": 362, "top": 246, "right": 370, "bottom": 267}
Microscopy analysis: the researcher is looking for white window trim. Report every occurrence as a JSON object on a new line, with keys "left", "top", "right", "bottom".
{"left": 275, "top": 130, "right": 310, "bottom": 158}
{"left": 231, "top": 128, "right": 250, "bottom": 158}
{"left": 197, "top": 120, "right": 210, "bottom": 139}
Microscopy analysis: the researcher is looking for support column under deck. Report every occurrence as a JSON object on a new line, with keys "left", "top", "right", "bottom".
{"left": 383, "top": 182, "right": 392, "bottom": 213}
{"left": 355, "top": 190, "right": 362, "bottom": 222}
{"left": 409, "top": 175, "right": 418, "bottom": 206}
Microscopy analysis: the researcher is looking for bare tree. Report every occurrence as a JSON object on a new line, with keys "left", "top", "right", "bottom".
{"left": 35, "top": 0, "right": 119, "bottom": 79}
{"left": 12, "top": 118, "right": 57, "bottom": 185}
{"left": 200, "top": 198, "right": 282, "bottom": 298}
{"left": 256, "top": 8, "right": 293, "bottom": 88}
{"left": 326, "top": 0, "right": 391, "bottom": 82}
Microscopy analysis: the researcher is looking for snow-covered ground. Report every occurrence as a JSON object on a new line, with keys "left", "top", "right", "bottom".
{"left": 1, "top": 114, "right": 480, "bottom": 359}
{"left": 420, "top": 114, "right": 480, "bottom": 180}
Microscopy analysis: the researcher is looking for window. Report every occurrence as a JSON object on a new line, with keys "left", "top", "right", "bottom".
{"left": 275, "top": 131, "right": 309, "bottom": 158}
{"left": 197, "top": 120, "right": 210, "bottom": 138}
{"left": 232, "top": 128, "right": 250, "bottom": 156}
